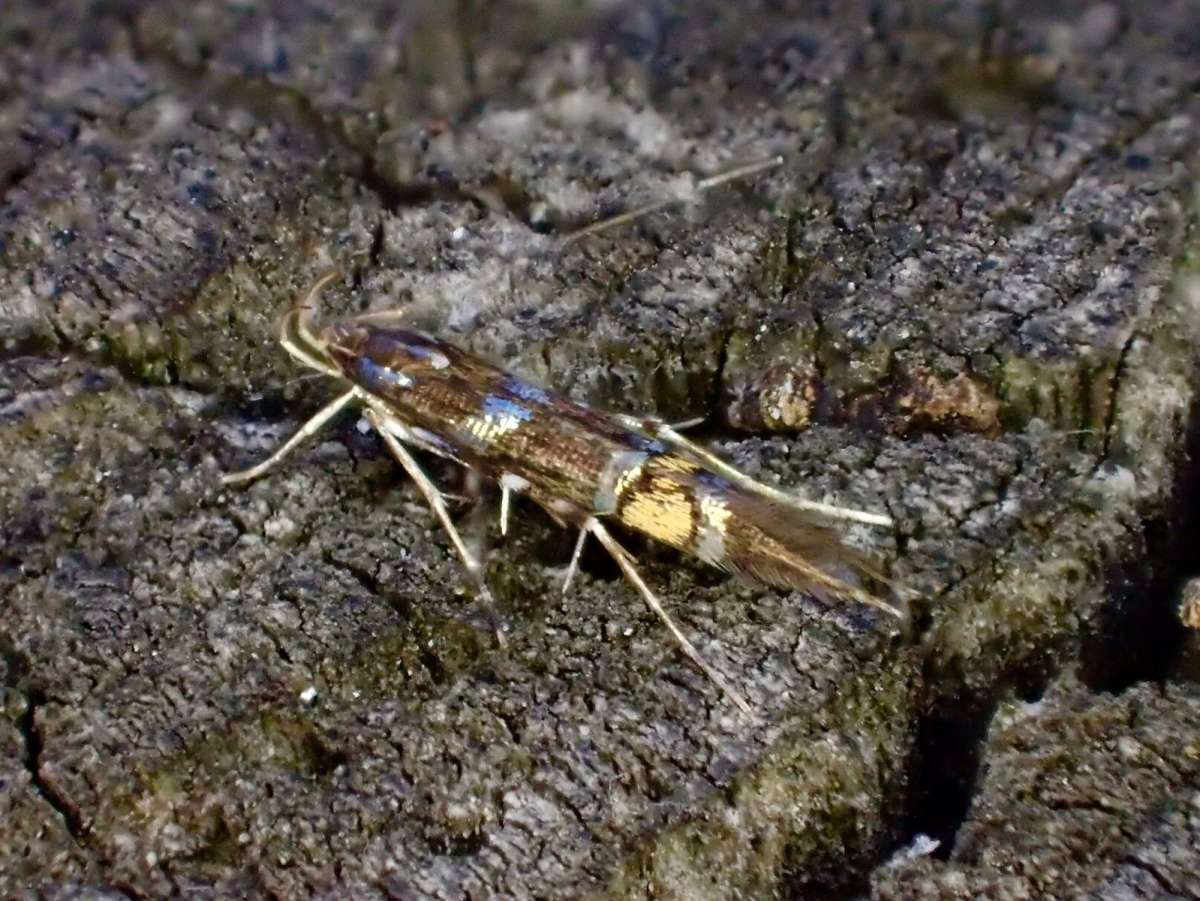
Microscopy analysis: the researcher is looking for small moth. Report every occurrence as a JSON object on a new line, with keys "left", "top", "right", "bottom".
{"left": 223, "top": 156, "right": 902, "bottom": 713}
{"left": 222, "top": 274, "right": 902, "bottom": 714}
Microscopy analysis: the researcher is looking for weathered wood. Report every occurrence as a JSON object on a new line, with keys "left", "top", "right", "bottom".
{"left": 2, "top": 0, "right": 1198, "bottom": 897}
{"left": 872, "top": 679, "right": 1200, "bottom": 899}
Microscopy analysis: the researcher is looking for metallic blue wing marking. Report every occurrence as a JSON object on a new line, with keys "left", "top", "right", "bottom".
{"left": 627, "top": 433, "right": 668, "bottom": 453}
{"left": 502, "top": 377, "right": 551, "bottom": 404}
{"left": 482, "top": 394, "right": 534, "bottom": 422}
{"left": 357, "top": 357, "right": 413, "bottom": 389}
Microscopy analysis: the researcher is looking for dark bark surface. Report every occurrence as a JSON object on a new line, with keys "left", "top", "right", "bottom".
{"left": 872, "top": 679, "right": 1200, "bottom": 899}
{"left": 1, "top": 1, "right": 1198, "bottom": 897}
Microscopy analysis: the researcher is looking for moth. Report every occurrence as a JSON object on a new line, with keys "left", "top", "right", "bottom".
{"left": 223, "top": 157, "right": 903, "bottom": 712}
{"left": 222, "top": 273, "right": 902, "bottom": 714}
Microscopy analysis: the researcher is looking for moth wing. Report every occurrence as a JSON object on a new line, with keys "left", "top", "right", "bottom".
{"left": 718, "top": 488, "right": 904, "bottom": 617}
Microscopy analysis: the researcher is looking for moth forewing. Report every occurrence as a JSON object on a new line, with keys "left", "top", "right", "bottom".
{"left": 222, "top": 273, "right": 902, "bottom": 714}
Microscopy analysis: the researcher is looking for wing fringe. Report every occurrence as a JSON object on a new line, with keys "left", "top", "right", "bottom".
{"left": 720, "top": 489, "right": 906, "bottom": 621}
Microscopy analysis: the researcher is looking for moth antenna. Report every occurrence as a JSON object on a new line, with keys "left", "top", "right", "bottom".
{"left": 296, "top": 269, "right": 341, "bottom": 328}
{"left": 563, "top": 154, "right": 784, "bottom": 244}
{"left": 632, "top": 416, "right": 893, "bottom": 529}
{"left": 279, "top": 270, "right": 343, "bottom": 378}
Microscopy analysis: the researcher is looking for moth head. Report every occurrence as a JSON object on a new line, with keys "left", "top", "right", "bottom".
{"left": 322, "top": 322, "right": 453, "bottom": 389}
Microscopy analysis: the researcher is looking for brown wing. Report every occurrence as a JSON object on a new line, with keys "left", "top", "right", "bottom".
{"left": 719, "top": 488, "right": 905, "bottom": 620}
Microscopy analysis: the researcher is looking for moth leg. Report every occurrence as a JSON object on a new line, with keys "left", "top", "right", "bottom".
{"left": 499, "top": 482, "right": 512, "bottom": 536}
{"left": 460, "top": 468, "right": 507, "bottom": 644}
{"left": 222, "top": 388, "right": 357, "bottom": 485}
{"left": 585, "top": 517, "right": 752, "bottom": 716}
{"left": 496, "top": 473, "right": 532, "bottom": 537}
{"left": 459, "top": 468, "right": 490, "bottom": 562}
{"left": 561, "top": 528, "right": 588, "bottom": 596}
{"left": 365, "top": 409, "right": 507, "bottom": 647}
{"left": 624, "top": 415, "right": 894, "bottom": 529}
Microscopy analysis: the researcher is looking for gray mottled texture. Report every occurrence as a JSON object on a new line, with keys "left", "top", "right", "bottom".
{"left": 2, "top": 0, "right": 1199, "bottom": 898}
{"left": 872, "top": 679, "right": 1200, "bottom": 900}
